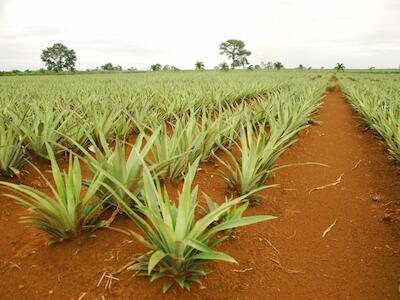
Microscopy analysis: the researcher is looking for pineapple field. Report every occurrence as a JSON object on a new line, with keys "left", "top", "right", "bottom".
{"left": 0, "top": 70, "right": 399, "bottom": 299}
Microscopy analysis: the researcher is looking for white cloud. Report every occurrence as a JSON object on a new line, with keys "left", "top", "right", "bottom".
{"left": 0, "top": 0, "right": 399, "bottom": 70}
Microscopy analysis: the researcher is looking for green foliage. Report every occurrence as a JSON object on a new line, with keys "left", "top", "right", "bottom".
{"left": 201, "top": 194, "right": 251, "bottom": 235}
{"left": 0, "top": 146, "right": 106, "bottom": 244}
{"left": 219, "top": 62, "right": 229, "bottom": 71}
{"left": 148, "top": 115, "right": 206, "bottom": 182}
{"left": 216, "top": 123, "right": 282, "bottom": 201}
{"left": 108, "top": 159, "right": 275, "bottom": 292}
{"left": 274, "top": 61, "right": 284, "bottom": 70}
{"left": 150, "top": 64, "right": 162, "bottom": 71}
{"left": 195, "top": 61, "right": 205, "bottom": 71}
{"left": 9, "top": 104, "right": 70, "bottom": 159}
{"left": 219, "top": 39, "right": 252, "bottom": 69}
{"left": 0, "top": 70, "right": 332, "bottom": 295}
{"left": 334, "top": 63, "right": 345, "bottom": 72}
{"left": 260, "top": 61, "right": 273, "bottom": 70}
{"left": 40, "top": 43, "right": 77, "bottom": 72}
{"left": 198, "top": 108, "right": 241, "bottom": 159}
{"left": 341, "top": 75, "right": 400, "bottom": 161}
{"left": 84, "top": 104, "right": 123, "bottom": 144}
{"left": 162, "top": 65, "right": 171, "bottom": 71}
{"left": 217, "top": 84, "right": 325, "bottom": 201}
{"left": 101, "top": 63, "right": 122, "bottom": 71}
{"left": 75, "top": 130, "right": 159, "bottom": 207}
{"left": 0, "top": 122, "right": 25, "bottom": 177}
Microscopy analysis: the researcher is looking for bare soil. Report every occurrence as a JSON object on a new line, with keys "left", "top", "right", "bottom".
{"left": 0, "top": 85, "right": 399, "bottom": 299}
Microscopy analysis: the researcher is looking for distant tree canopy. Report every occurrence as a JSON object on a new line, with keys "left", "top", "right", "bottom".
{"left": 274, "top": 61, "right": 284, "bottom": 70}
{"left": 101, "top": 63, "right": 122, "bottom": 71}
{"left": 219, "top": 62, "right": 229, "bottom": 71}
{"left": 40, "top": 43, "right": 77, "bottom": 72}
{"left": 335, "top": 63, "right": 345, "bottom": 72}
{"left": 260, "top": 61, "right": 273, "bottom": 70}
{"left": 237, "top": 56, "right": 250, "bottom": 69}
{"left": 150, "top": 64, "right": 162, "bottom": 71}
{"left": 219, "top": 39, "right": 251, "bottom": 69}
{"left": 195, "top": 61, "right": 205, "bottom": 70}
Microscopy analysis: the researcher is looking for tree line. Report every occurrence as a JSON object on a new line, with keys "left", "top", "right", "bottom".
{"left": 1, "top": 40, "right": 357, "bottom": 74}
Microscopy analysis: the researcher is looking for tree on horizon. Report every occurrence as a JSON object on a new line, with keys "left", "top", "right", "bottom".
{"left": 195, "top": 61, "right": 205, "bottom": 70}
{"left": 274, "top": 61, "right": 284, "bottom": 70}
{"left": 150, "top": 63, "right": 162, "bottom": 71}
{"left": 219, "top": 62, "right": 229, "bottom": 71}
{"left": 335, "top": 63, "right": 345, "bottom": 72}
{"left": 40, "top": 43, "right": 77, "bottom": 72}
{"left": 219, "top": 39, "right": 251, "bottom": 69}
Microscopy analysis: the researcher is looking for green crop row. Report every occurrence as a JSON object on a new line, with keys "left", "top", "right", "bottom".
{"left": 0, "top": 70, "right": 328, "bottom": 292}
{"left": 339, "top": 74, "right": 400, "bottom": 162}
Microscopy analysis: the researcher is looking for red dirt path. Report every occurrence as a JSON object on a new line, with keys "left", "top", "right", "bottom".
{"left": 0, "top": 84, "right": 399, "bottom": 299}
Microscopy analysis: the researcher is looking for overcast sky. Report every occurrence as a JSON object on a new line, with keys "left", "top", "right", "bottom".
{"left": 0, "top": 0, "right": 399, "bottom": 70}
